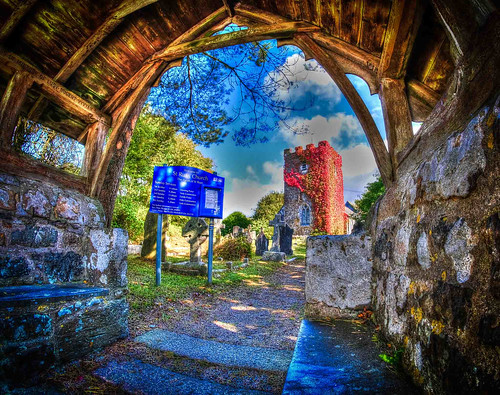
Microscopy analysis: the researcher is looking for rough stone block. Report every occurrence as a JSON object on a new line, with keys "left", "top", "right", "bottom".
{"left": 0, "top": 255, "right": 30, "bottom": 281}
{"left": 11, "top": 226, "right": 58, "bottom": 248}
{"left": 41, "top": 252, "right": 84, "bottom": 283}
{"left": 305, "top": 233, "right": 372, "bottom": 318}
{"left": 261, "top": 251, "right": 286, "bottom": 261}
{"left": 0, "top": 313, "right": 52, "bottom": 342}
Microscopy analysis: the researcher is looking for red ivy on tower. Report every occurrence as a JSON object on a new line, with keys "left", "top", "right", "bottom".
{"left": 284, "top": 141, "right": 345, "bottom": 234}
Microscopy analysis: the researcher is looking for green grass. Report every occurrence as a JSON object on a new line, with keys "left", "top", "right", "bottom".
{"left": 291, "top": 237, "right": 307, "bottom": 260}
{"left": 127, "top": 255, "right": 287, "bottom": 312}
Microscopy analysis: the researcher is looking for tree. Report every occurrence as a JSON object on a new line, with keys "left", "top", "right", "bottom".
{"left": 251, "top": 191, "right": 284, "bottom": 238}
{"left": 112, "top": 108, "right": 213, "bottom": 242}
{"left": 354, "top": 176, "right": 385, "bottom": 223}
{"left": 148, "top": 24, "right": 312, "bottom": 148}
{"left": 221, "top": 211, "right": 251, "bottom": 236}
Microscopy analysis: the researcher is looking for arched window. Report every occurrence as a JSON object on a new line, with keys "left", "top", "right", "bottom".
{"left": 300, "top": 205, "right": 311, "bottom": 226}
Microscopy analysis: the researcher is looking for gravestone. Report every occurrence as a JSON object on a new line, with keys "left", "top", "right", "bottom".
{"left": 142, "top": 211, "right": 169, "bottom": 260}
{"left": 232, "top": 226, "right": 240, "bottom": 238}
{"left": 182, "top": 218, "right": 209, "bottom": 263}
{"left": 280, "top": 224, "right": 294, "bottom": 255}
{"left": 269, "top": 213, "right": 285, "bottom": 252}
{"left": 255, "top": 229, "right": 269, "bottom": 255}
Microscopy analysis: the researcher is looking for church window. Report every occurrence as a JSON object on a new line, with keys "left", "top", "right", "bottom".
{"left": 300, "top": 205, "right": 311, "bottom": 226}
{"left": 300, "top": 163, "right": 309, "bottom": 174}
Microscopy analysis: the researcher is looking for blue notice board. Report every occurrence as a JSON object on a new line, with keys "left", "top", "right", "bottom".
{"left": 149, "top": 166, "right": 225, "bottom": 218}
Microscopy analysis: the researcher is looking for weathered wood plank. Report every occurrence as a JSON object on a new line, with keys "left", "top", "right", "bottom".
{"left": 406, "top": 79, "right": 441, "bottom": 121}
{"left": 150, "top": 22, "right": 320, "bottom": 62}
{"left": 0, "top": 49, "right": 110, "bottom": 126}
{"left": 0, "top": 148, "right": 87, "bottom": 194}
{"left": 379, "top": 78, "right": 413, "bottom": 167}
{"left": 80, "top": 121, "right": 108, "bottom": 181}
{"left": 379, "top": 0, "right": 423, "bottom": 79}
{"left": 27, "top": 0, "right": 159, "bottom": 121}
{"left": 294, "top": 33, "right": 393, "bottom": 187}
{"left": 0, "top": 71, "right": 33, "bottom": 149}
{"left": 0, "top": 0, "right": 38, "bottom": 43}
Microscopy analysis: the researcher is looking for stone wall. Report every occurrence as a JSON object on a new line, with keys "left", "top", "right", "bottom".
{"left": 370, "top": 99, "right": 499, "bottom": 392}
{"left": 305, "top": 233, "right": 372, "bottom": 318}
{"left": 0, "top": 171, "right": 129, "bottom": 383}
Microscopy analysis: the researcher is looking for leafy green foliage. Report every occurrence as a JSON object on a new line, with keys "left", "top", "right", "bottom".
{"left": 379, "top": 348, "right": 404, "bottom": 368}
{"left": 251, "top": 191, "right": 284, "bottom": 239}
{"left": 221, "top": 211, "right": 251, "bottom": 236}
{"left": 214, "top": 237, "right": 252, "bottom": 261}
{"left": 112, "top": 108, "right": 213, "bottom": 242}
{"left": 354, "top": 176, "right": 385, "bottom": 222}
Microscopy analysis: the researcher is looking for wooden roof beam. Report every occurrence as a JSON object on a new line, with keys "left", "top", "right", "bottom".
{"left": 150, "top": 22, "right": 320, "bottom": 62}
{"left": 222, "top": 0, "right": 235, "bottom": 17}
{"left": 294, "top": 33, "right": 393, "bottom": 187}
{"left": 0, "top": 50, "right": 110, "bottom": 127}
{"left": 234, "top": 3, "right": 380, "bottom": 93}
{"left": 378, "top": 0, "right": 424, "bottom": 80}
{"left": 28, "top": 0, "right": 159, "bottom": 120}
{"left": 0, "top": 0, "right": 38, "bottom": 43}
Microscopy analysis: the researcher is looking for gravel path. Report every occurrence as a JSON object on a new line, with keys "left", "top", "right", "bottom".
{"left": 130, "top": 260, "right": 306, "bottom": 351}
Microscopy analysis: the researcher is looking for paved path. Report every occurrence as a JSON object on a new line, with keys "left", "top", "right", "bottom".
{"left": 95, "top": 359, "right": 269, "bottom": 395}
{"left": 136, "top": 329, "right": 293, "bottom": 372}
{"left": 283, "top": 320, "right": 418, "bottom": 394}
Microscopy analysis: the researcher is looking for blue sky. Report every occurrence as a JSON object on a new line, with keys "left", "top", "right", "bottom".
{"left": 154, "top": 37, "right": 420, "bottom": 218}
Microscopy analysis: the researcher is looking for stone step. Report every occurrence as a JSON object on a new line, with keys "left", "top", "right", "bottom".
{"left": 95, "top": 359, "right": 269, "bottom": 395}
{"left": 135, "top": 329, "right": 293, "bottom": 372}
{"left": 282, "top": 319, "right": 418, "bottom": 394}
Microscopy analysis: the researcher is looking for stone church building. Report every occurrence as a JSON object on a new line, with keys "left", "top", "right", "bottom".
{"left": 283, "top": 141, "right": 345, "bottom": 235}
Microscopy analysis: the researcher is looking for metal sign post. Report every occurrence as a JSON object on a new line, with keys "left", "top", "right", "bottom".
{"left": 156, "top": 213, "right": 162, "bottom": 286}
{"left": 207, "top": 217, "right": 214, "bottom": 285}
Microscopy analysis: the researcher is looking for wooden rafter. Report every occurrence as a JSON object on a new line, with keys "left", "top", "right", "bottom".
{"left": 27, "top": 0, "right": 159, "bottom": 120}
{"left": 0, "top": 71, "right": 33, "bottom": 149}
{"left": 378, "top": 0, "right": 423, "bottom": 80}
{"left": 0, "top": 50, "right": 110, "bottom": 126}
{"left": 222, "top": 0, "right": 234, "bottom": 17}
{"left": 379, "top": 77, "right": 413, "bottom": 167}
{"left": 294, "top": 33, "right": 394, "bottom": 187}
{"left": 0, "top": 0, "right": 38, "bottom": 43}
{"left": 150, "top": 22, "right": 320, "bottom": 62}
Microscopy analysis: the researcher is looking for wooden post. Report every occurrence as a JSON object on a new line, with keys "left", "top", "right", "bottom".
{"left": 0, "top": 71, "right": 33, "bottom": 149}
{"left": 294, "top": 34, "right": 394, "bottom": 187}
{"left": 97, "top": 92, "right": 148, "bottom": 225}
{"left": 80, "top": 121, "right": 108, "bottom": 181}
{"left": 379, "top": 78, "right": 413, "bottom": 168}
{"left": 430, "top": 0, "right": 489, "bottom": 60}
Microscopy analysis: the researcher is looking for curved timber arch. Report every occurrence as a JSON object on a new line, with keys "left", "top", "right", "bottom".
{"left": 0, "top": 0, "right": 467, "bottom": 223}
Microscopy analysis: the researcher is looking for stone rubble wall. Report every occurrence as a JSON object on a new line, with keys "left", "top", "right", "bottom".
{"left": 305, "top": 233, "right": 372, "bottom": 318}
{"left": 370, "top": 100, "right": 499, "bottom": 392}
{"left": 0, "top": 171, "right": 129, "bottom": 382}
{"left": 0, "top": 171, "right": 128, "bottom": 291}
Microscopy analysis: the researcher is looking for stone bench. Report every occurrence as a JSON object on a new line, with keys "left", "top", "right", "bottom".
{"left": 0, "top": 283, "right": 128, "bottom": 383}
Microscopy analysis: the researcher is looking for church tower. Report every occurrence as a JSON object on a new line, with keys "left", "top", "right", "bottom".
{"left": 283, "top": 140, "right": 345, "bottom": 235}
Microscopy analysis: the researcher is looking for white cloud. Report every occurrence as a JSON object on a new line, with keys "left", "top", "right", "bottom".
{"left": 279, "top": 113, "right": 363, "bottom": 148}
{"left": 339, "top": 144, "right": 378, "bottom": 178}
{"left": 223, "top": 161, "right": 283, "bottom": 217}
{"left": 268, "top": 53, "right": 341, "bottom": 106}
{"left": 246, "top": 165, "right": 256, "bottom": 178}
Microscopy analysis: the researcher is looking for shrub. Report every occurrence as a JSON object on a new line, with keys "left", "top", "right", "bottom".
{"left": 214, "top": 236, "right": 252, "bottom": 261}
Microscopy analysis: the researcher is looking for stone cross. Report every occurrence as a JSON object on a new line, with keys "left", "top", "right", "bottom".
{"left": 182, "top": 218, "right": 209, "bottom": 263}
{"left": 269, "top": 213, "right": 285, "bottom": 252}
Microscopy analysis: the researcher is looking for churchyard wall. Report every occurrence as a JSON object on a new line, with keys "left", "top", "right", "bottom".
{"left": 0, "top": 171, "right": 128, "bottom": 382}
